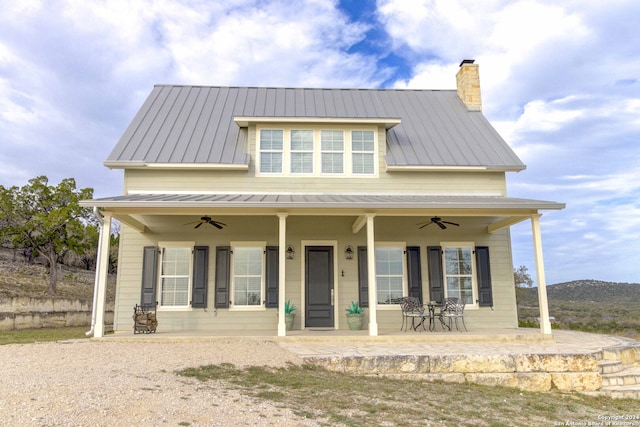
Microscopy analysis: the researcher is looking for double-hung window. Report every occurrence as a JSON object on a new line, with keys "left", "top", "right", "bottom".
{"left": 232, "top": 244, "right": 264, "bottom": 307}
{"left": 159, "top": 245, "right": 192, "bottom": 307}
{"left": 259, "top": 130, "right": 283, "bottom": 173}
{"left": 320, "top": 130, "right": 344, "bottom": 174}
{"left": 375, "top": 245, "right": 405, "bottom": 304}
{"left": 290, "top": 130, "right": 314, "bottom": 174}
{"left": 443, "top": 245, "right": 475, "bottom": 305}
{"left": 351, "top": 130, "right": 375, "bottom": 174}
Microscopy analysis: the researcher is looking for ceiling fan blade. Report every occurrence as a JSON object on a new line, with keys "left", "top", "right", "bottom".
{"left": 211, "top": 222, "right": 224, "bottom": 229}
{"left": 442, "top": 221, "right": 459, "bottom": 227}
{"left": 418, "top": 222, "right": 432, "bottom": 229}
{"left": 194, "top": 222, "right": 203, "bottom": 229}
{"left": 437, "top": 222, "right": 447, "bottom": 229}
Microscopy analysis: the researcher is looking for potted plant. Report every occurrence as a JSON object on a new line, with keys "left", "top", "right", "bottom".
{"left": 284, "top": 299, "right": 297, "bottom": 331}
{"left": 345, "top": 301, "right": 365, "bottom": 331}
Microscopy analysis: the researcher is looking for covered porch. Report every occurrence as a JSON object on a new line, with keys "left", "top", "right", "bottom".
{"left": 83, "top": 193, "right": 564, "bottom": 338}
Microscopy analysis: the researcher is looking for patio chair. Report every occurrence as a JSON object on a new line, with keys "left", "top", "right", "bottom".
{"left": 396, "top": 296, "right": 425, "bottom": 331}
{"left": 437, "top": 297, "right": 467, "bottom": 332}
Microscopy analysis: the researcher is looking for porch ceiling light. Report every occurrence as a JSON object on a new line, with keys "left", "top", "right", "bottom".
{"left": 345, "top": 245, "right": 354, "bottom": 260}
{"left": 286, "top": 245, "right": 295, "bottom": 260}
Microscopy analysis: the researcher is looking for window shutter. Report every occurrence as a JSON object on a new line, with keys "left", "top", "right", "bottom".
{"left": 191, "top": 246, "right": 209, "bottom": 308}
{"left": 140, "top": 246, "right": 158, "bottom": 306}
{"left": 265, "top": 246, "right": 279, "bottom": 308}
{"left": 357, "top": 246, "right": 368, "bottom": 308}
{"left": 427, "top": 246, "right": 444, "bottom": 303}
{"left": 475, "top": 246, "right": 493, "bottom": 307}
{"left": 215, "top": 246, "right": 231, "bottom": 308}
{"left": 406, "top": 246, "right": 423, "bottom": 303}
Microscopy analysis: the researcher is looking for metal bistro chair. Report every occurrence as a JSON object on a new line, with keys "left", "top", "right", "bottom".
{"left": 396, "top": 296, "right": 426, "bottom": 331}
{"left": 437, "top": 297, "right": 467, "bottom": 332}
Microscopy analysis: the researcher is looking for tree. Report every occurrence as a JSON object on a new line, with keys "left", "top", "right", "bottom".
{"left": 514, "top": 265, "right": 534, "bottom": 288}
{"left": 0, "top": 176, "right": 93, "bottom": 295}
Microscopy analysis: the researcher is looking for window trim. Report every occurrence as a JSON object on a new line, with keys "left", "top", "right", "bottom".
{"left": 441, "top": 242, "right": 479, "bottom": 308}
{"left": 256, "top": 126, "right": 378, "bottom": 177}
{"left": 374, "top": 242, "right": 407, "bottom": 309}
{"left": 157, "top": 241, "right": 195, "bottom": 311}
{"left": 229, "top": 241, "right": 267, "bottom": 311}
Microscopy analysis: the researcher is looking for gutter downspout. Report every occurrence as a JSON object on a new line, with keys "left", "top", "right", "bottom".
{"left": 85, "top": 206, "right": 104, "bottom": 337}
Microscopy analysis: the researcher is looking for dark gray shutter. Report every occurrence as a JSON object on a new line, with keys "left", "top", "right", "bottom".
{"left": 140, "top": 246, "right": 158, "bottom": 306}
{"left": 357, "top": 246, "right": 368, "bottom": 308}
{"left": 265, "top": 246, "right": 279, "bottom": 308}
{"left": 427, "top": 246, "right": 444, "bottom": 303}
{"left": 191, "top": 246, "right": 209, "bottom": 308}
{"left": 475, "top": 246, "right": 493, "bottom": 307}
{"left": 406, "top": 246, "right": 423, "bottom": 303}
{"left": 215, "top": 246, "right": 230, "bottom": 308}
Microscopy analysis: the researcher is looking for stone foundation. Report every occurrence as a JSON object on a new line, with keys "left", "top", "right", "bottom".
{"left": 305, "top": 352, "right": 602, "bottom": 392}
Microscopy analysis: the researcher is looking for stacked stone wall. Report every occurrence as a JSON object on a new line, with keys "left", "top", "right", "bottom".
{"left": 0, "top": 297, "right": 113, "bottom": 331}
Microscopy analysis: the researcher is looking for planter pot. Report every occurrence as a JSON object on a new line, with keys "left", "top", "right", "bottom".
{"left": 285, "top": 313, "right": 295, "bottom": 331}
{"left": 346, "top": 313, "right": 364, "bottom": 331}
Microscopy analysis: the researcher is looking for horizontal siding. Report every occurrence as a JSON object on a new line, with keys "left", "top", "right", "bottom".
{"left": 112, "top": 215, "right": 518, "bottom": 332}
{"left": 123, "top": 169, "right": 507, "bottom": 196}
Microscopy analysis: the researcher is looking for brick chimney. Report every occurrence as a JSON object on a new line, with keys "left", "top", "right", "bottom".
{"left": 456, "top": 59, "right": 482, "bottom": 111}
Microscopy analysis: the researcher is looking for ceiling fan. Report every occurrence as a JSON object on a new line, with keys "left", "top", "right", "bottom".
{"left": 417, "top": 217, "right": 460, "bottom": 230}
{"left": 184, "top": 216, "right": 226, "bottom": 229}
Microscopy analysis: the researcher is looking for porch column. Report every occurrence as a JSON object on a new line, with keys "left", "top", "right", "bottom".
{"left": 277, "top": 213, "right": 288, "bottom": 336}
{"left": 531, "top": 214, "right": 552, "bottom": 335}
{"left": 366, "top": 213, "right": 378, "bottom": 336}
{"left": 93, "top": 213, "right": 112, "bottom": 338}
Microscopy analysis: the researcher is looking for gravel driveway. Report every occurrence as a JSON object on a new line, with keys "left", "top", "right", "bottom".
{"left": 0, "top": 338, "right": 319, "bottom": 427}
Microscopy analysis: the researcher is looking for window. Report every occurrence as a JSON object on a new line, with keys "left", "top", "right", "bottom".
{"left": 232, "top": 245, "right": 264, "bottom": 306}
{"left": 443, "top": 246, "right": 474, "bottom": 305}
{"left": 290, "top": 130, "right": 314, "bottom": 173}
{"left": 321, "top": 130, "right": 344, "bottom": 174}
{"left": 375, "top": 246, "right": 404, "bottom": 304}
{"left": 351, "top": 130, "right": 375, "bottom": 174}
{"left": 160, "top": 247, "right": 191, "bottom": 307}
{"left": 259, "top": 129, "right": 283, "bottom": 173}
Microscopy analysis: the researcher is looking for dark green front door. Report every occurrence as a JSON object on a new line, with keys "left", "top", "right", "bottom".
{"left": 305, "top": 246, "right": 334, "bottom": 328}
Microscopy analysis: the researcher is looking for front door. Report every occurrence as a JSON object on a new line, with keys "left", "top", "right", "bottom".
{"left": 305, "top": 246, "right": 334, "bottom": 328}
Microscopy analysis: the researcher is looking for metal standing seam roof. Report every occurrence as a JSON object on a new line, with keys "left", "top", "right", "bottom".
{"left": 105, "top": 86, "right": 525, "bottom": 171}
{"left": 84, "top": 193, "right": 565, "bottom": 211}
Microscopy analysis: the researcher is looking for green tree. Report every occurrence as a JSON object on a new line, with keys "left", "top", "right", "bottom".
{"left": 0, "top": 176, "right": 93, "bottom": 295}
{"left": 514, "top": 265, "right": 534, "bottom": 288}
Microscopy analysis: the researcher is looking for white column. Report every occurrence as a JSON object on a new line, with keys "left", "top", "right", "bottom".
{"left": 93, "top": 213, "right": 112, "bottom": 338}
{"left": 531, "top": 214, "right": 552, "bottom": 335}
{"left": 366, "top": 213, "right": 378, "bottom": 336}
{"left": 277, "top": 213, "right": 288, "bottom": 336}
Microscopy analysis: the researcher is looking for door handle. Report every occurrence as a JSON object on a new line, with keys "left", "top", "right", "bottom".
{"left": 331, "top": 289, "right": 334, "bottom": 306}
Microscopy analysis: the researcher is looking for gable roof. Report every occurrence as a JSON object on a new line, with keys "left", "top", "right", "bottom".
{"left": 105, "top": 85, "right": 525, "bottom": 171}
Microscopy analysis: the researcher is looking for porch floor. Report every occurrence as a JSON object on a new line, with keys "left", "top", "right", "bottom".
{"left": 97, "top": 328, "right": 630, "bottom": 358}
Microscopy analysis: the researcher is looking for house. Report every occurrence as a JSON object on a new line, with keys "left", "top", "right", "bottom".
{"left": 82, "top": 60, "right": 564, "bottom": 338}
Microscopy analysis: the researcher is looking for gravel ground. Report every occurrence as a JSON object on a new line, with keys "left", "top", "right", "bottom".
{"left": 0, "top": 338, "right": 320, "bottom": 427}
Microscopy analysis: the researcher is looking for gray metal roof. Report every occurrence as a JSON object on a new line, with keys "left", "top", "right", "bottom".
{"left": 85, "top": 193, "right": 564, "bottom": 211}
{"left": 106, "top": 86, "right": 525, "bottom": 171}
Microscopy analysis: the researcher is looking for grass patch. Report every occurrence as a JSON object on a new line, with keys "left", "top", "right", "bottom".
{"left": 0, "top": 326, "right": 89, "bottom": 345}
{"left": 177, "top": 363, "right": 640, "bottom": 426}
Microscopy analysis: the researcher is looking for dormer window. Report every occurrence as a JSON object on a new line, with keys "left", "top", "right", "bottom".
{"left": 257, "top": 127, "right": 377, "bottom": 177}
{"left": 259, "top": 129, "right": 283, "bottom": 173}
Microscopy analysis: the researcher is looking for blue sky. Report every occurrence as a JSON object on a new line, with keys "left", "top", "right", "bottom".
{"left": 0, "top": 0, "right": 638, "bottom": 284}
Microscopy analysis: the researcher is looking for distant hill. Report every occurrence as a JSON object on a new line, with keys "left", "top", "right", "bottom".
{"left": 517, "top": 280, "right": 640, "bottom": 306}
{"left": 517, "top": 280, "right": 640, "bottom": 336}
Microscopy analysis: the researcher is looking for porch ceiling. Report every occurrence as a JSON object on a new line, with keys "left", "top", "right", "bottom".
{"left": 81, "top": 193, "right": 564, "bottom": 234}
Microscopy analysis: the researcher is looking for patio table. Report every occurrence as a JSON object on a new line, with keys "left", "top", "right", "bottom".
{"left": 415, "top": 302, "right": 441, "bottom": 331}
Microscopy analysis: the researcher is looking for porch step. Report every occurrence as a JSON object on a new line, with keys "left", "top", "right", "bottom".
{"left": 598, "top": 360, "right": 624, "bottom": 375}
{"left": 584, "top": 384, "right": 640, "bottom": 399}
{"left": 601, "top": 366, "right": 640, "bottom": 388}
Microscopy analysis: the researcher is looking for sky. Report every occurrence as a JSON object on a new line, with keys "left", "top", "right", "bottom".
{"left": 0, "top": 0, "right": 638, "bottom": 285}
